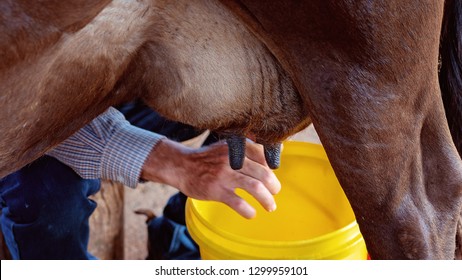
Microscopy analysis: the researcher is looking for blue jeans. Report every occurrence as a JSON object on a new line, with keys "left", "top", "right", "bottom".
{"left": 0, "top": 100, "right": 211, "bottom": 259}
{"left": 0, "top": 156, "right": 100, "bottom": 259}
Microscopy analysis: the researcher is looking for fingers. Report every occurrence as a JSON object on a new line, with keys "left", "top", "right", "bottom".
{"left": 209, "top": 172, "right": 276, "bottom": 219}
{"left": 243, "top": 140, "right": 267, "bottom": 166}
{"left": 221, "top": 193, "right": 257, "bottom": 219}
{"left": 240, "top": 175, "right": 277, "bottom": 211}
{"left": 219, "top": 178, "right": 276, "bottom": 219}
{"left": 222, "top": 139, "right": 281, "bottom": 215}
{"left": 180, "top": 139, "right": 281, "bottom": 219}
{"left": 239, "top": 157, "right": 281, "bottom": 195}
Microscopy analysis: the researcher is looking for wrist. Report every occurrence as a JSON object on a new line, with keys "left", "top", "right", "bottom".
{"left": 140, "top": 138, "right": 190, "bottom": 188}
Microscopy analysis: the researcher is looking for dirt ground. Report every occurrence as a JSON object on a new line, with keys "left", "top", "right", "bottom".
{"left": 93, "top": 125, "right": 321, "bottom": 260}
{"left": 123, "top": 182, "right": 178, "bottom": 259}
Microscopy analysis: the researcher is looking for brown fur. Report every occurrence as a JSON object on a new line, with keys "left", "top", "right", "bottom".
{"left": 2, "top": 0, "right": 462, "bottom": 259}
{"left": 0, "top": 0, "right": 309, "bottom": 177}
{"left": 219, "top": 0, "right": 462, "bottom": 259}
{"left": 456, "top": 210, "right": 462, "bottom": 259}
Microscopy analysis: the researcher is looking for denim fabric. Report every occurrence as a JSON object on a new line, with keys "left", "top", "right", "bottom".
{"left": 0, "top": 156, "right": 100, "bottom": 259}
{"left": 146, "top": 193, "right": 200, "bottom": 260}
{"left": 0, "top": 100, "right": 212, "bottom": 259}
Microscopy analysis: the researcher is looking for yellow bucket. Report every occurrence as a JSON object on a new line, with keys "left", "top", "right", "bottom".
{"left": 186, "top": 141, "right": 367, "bottom": 259}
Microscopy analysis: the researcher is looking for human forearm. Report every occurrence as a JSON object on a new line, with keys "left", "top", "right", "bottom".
{"left": 47, "top": 107, "right": 165, "bottom": 188}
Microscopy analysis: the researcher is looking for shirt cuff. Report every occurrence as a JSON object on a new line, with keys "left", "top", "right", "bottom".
{"left": 101, "top": 123, "right": 166, "bottom": 188}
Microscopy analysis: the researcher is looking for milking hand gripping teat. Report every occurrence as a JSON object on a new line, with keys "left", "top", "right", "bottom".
{"left": 226, "top": 135, "right": 282, "bottom": 170}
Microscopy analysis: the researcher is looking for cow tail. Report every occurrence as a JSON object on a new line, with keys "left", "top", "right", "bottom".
{"left": 440, "top": 0, "right": 462, "bottom": 155}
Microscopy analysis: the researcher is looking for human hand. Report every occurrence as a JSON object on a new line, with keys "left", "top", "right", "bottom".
{"left": 141, "top": 138, "right": 281, "bottom": 219}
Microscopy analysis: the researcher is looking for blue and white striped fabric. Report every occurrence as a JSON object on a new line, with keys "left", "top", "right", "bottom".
{"left": 47, "top": 107, "right": 165, "bottom": 188}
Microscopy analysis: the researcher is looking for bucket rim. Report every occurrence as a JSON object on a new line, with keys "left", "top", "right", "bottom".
{"left": 187, "top": 197, "right": 361, "bottom": 249}
{"left": 186, "top": 200, "right": 366, "bottom": 259}
{"left": 187, "top": 141, "right": 364, "bottom": 257}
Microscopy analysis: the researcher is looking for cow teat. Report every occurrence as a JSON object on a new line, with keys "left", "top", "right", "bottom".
{"left": 226, "top": 134, "right": 246, "bottom": 170}
{"left": 225, "top": 134, "right": 282, "bottom": 170}
{"left": 262, "top": 142, "right": 282, "bottom": 169}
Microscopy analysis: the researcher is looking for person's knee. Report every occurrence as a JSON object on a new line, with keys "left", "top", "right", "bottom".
{"left": 0, "top": 156, "right": 100, "bottom": 224}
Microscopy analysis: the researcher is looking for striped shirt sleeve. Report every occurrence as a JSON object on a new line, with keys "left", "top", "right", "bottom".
{"left": 47, "top": 107, "right": 166, "bottom": 188}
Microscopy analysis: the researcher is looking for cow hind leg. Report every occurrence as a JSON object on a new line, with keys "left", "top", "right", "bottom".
{"left": 456, "top": 211, "right": 462, "bottom": 259}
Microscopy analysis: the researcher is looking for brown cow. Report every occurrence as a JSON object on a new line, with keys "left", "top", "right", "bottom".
{"left": 219, "top": 0, "right": 462, "bottom": 259}
{"left": 1, "top": 0, "right": 461, "bottom": 259}
{"left": 0, "top": 0, "right": 309, "bottom": 176}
